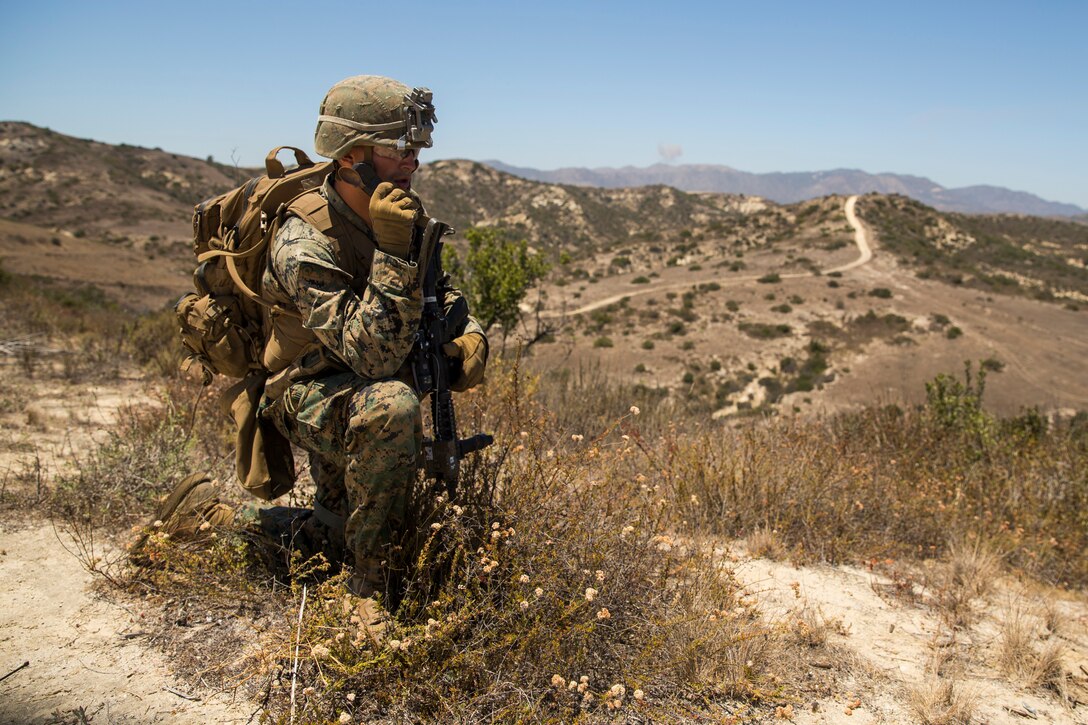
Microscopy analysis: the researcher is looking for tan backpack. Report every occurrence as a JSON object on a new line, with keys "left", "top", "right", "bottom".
{"left": 175, "top": 146, "right": 332, "bottom": 500}
{"left": 177, "top": 147, "right": 331, "bottom": 382}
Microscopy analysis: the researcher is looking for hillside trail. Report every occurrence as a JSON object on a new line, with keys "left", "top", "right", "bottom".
{"left": 549, "top": 194, "right": 871, "bottom": 318}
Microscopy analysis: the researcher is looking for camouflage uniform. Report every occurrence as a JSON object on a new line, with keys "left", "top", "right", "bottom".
{"left": 259, "top": 173, "right": 483, "bottom": 569}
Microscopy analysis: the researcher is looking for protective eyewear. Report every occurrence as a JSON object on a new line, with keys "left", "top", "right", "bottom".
{"left": 371, "top": 145, "right": 421, "bottom": 161}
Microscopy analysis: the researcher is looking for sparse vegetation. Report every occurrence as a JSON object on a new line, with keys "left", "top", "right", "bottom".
{"left": 859, "top": 195, "right": 1088, "bottom": 303}
{"left": 0, "top": 271, "right": 183, "bottom": 380}
{"left": 908, "top": 674, "right": 978, "bottom": 725}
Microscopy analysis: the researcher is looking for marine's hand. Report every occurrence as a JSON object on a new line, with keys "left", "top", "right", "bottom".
{"left": 442, "top": 332, "right": 487, "bottom": 391}
{"left": 369, "top": 182, "right": 419, "bottom": 260}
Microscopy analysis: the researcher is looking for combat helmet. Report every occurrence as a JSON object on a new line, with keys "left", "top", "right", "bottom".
{"left": 315, "top": 75, "right": 436, "bottom": 159}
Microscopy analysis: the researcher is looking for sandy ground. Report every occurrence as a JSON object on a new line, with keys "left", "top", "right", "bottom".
{"left": 733, "top": 554, "right": 1088, "bottom": 724}
{"left": 0, "top": 523, "right": 255, "bottom": 724}
{"left": 0, "top": 360, "right": 257, "bottom": 723}
{"left": 5, "top": 517, "right": 1083, "bottom": 724}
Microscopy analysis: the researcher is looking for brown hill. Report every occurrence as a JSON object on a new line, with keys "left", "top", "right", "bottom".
{"left": 0, "top": 121, "right": 250, "bottom": 251}
{"left": 524, "top": 192, "right": 1088, "bottom": 418}
{"left": 2, "top": 122, "right": 1085, "bottom": 417}
{"left": 859, "top": 194, "right": 1088, "bottom": 305}
{"left": 413, "top": 159, "right": 761, "bottom": 253}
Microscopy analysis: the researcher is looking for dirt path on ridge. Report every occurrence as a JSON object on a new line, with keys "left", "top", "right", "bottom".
{"left": 551, "top": 195, "right": 871, "bottom": 317}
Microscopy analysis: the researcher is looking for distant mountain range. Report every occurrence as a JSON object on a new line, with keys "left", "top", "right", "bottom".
{"left": 484, "top": 161, "right": 1085, "bottom": 217}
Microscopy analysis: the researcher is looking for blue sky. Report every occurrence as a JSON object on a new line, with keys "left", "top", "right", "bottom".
{"left": 2, "top": 0, "right": 1085, "bottom": 207}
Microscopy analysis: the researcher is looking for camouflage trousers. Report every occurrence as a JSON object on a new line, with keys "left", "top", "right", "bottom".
{"left": 262, "top": 371, "right": 422, "bottom": 569}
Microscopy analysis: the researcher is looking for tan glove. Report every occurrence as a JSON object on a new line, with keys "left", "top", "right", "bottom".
{"left": 442, "top": 332, "right": 488, "bottom": 391}
{"left": 369, "top": 182, "right": 419, "bottom": 260}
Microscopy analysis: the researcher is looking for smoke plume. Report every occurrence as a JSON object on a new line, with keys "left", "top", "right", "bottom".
{"left": 657, "top": 143, "right": 683, "bottom": 162}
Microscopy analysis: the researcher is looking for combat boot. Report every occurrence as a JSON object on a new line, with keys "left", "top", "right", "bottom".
{"left": 131, "top": 472, "right": 234, "bottom": 557}
{"left": 345, "top": 558, "right": 391, "bottom": 648}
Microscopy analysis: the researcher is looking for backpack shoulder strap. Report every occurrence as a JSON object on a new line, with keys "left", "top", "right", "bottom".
{"left": 282, "top": 187, "right": 376, "bottom": 266}
{"left": 287, "top": 191, "right": 336, "bottom": 235}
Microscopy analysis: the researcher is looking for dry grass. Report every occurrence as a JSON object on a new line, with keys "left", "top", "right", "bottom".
{"left": 0, "top": 270, "right": 184, "bottom": 382}
{"left": 907, "top": 648, "right": 978, "bottom": 725}
{"left": 744, "top": 526, "right": 787, "bottom": 561}
{"left": 47, "top": 358, "right": 807, "bottom": 722}
{"left": 653, "top": 396, "right": 1087, "bottom": 587}
{"left": 785, "top": 605, "right": 840, "bottom": 649}
{"left": 999, "top": 602, "right": 1070, "bottom": 698}
{"left": 26, "top": 349, "right": 1082, "bottom": 720}
{"left": 907, "top": 675, "right": 978, "bottom": 725}
{"left": 946, "top": 536, "right": 1001, "bottom": 602}
{"left": 933, "top": 535, "right": 1003, "bottom": 629}
{"left": 8, "top": 271, "right": 1084, "bottom": 720}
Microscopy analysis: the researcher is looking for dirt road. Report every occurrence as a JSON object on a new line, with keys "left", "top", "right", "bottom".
{"left": 555, "top": 195, "right": 870, "bottom": 317}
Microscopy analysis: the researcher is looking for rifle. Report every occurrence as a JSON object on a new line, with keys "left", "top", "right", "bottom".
{"left": 411, "top": 217, "right": 494, "bottom": 498}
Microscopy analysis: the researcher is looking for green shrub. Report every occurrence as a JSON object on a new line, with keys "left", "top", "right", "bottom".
{"left": 444, "top": 227, "right": 549, "bottom": 338}
{"left": 757, "top": 273, "right": 781, "bottom": 284}
{"left": 739, "top": 322, "right": 792, "bottom": 339}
